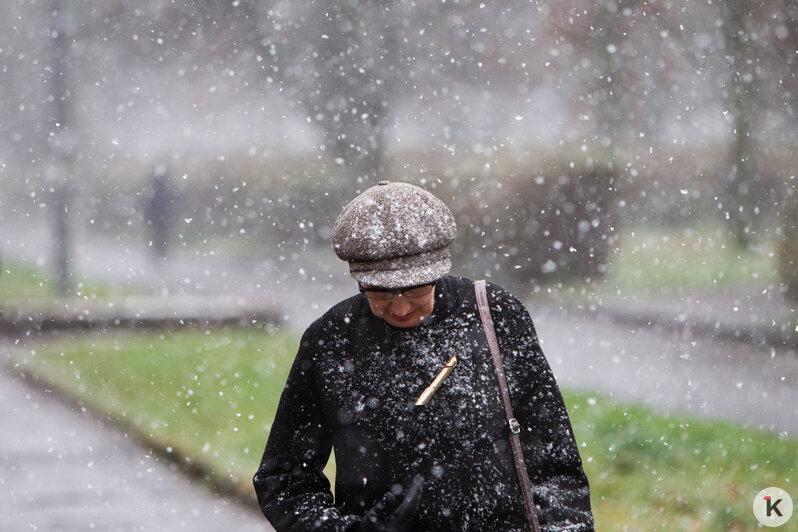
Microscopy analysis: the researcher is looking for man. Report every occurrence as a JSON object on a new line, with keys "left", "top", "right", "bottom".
{"left": 254, "top": 181, "right": 594, "bottom": 531}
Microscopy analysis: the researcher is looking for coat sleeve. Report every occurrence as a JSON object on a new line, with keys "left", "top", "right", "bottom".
{"left": 253, "top": 327, "right": 361, "bottom": 531}
{"left": 487, "top": 284, "right": 595, "bottom": 531}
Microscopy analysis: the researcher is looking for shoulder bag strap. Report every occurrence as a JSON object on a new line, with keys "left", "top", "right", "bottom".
{"left": 474, "top": 280, "right": 541, "bottom": 532}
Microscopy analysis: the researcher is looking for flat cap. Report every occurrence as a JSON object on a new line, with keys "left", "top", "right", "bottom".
{"left": 331, "top": 181, "right": 457, "bottom": 288}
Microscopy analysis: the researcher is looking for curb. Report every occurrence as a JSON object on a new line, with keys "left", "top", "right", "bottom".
{"left": 0, "top": 296, "right": 281, "bottom": 338}
{"left": 586, "top": 307, "right": 797, "bottom": 351}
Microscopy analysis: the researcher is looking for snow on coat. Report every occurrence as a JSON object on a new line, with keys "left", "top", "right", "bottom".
{"left": 253, "top": 276, "right": 594, "bottom": 531}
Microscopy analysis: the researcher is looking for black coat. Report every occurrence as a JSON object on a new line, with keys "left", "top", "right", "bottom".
{"left": 254, "top": 276, "right": 594, "bottom": 531}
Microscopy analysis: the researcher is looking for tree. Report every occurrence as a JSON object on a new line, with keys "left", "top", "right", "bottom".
{"left": 772, "top": 0, "right": 798, "bottom": 299}
{"left": 720, "top": 0, "right": 760, "bottom": 248}
{"left": 239, "top": 1, "right": 399, "bottom": 184}
{"left": 46, "top": 0, "right": 75, "bottom": 296}
{"left": 178, "top": 0, "right": 544, "bottom": 182}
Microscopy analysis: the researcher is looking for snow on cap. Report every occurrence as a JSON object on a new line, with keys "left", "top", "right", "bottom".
{"left": 331, "top": 181, "right": 457, "bottom": 289}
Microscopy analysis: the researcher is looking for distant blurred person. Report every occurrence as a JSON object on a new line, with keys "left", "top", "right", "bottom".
{"left": 144, "top": 164, "right": 177, "bottom": 263}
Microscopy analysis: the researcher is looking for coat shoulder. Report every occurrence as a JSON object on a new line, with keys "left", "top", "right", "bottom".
{"left": 305, "top": 294, "right": 366, "bottom": 335}
{"left": 484, "top": 280, "right": 528, "bottom": 316}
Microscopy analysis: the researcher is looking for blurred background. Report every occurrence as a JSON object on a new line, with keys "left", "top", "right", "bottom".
{"left": 1, "top": 1, "right": 797, "bottom": 530}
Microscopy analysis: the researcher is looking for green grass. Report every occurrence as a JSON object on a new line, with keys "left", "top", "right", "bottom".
{"left": 567, "top": 391, "right": 796, "bottom": 531}
{"left": 13, "top": 328, "right": 797, "bottom": 530}
{"left": 0, "top": 260, "right": 56, "bottom": 301}
{"left": 0, "top": 258, "right": 131, "bottom": 304}
{"left": 603, "top": 223, "right": 778, "bottom": 295}
{"left": 535, "top": 222, "right": 782, "bottom": 310}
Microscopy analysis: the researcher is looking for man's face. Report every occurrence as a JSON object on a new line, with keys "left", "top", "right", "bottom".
{"left": 363, "top": 284, "right": 436, "bottom": 328}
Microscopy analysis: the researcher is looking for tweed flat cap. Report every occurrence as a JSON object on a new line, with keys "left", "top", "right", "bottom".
{"left": 331, "top": 181, "right": 457, "bottom": 288}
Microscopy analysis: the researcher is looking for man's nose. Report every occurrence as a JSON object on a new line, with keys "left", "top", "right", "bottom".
{"left": 389, "top": 295, "right": 413, "bottom": 315}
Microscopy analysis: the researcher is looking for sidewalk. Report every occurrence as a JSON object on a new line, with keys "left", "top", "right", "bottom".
{"left": 595, "top": 287, "right": 796, "bottom": 350}
{"left": 524, "top": 280, "right": 797, "bottom": 437}
{"left": 0, "top": 343, "right": 271, "bottom": 531}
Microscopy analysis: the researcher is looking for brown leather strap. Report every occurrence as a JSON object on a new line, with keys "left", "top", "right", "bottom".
{"left": 475, "top": 280, "right": 541, "bottom": 532}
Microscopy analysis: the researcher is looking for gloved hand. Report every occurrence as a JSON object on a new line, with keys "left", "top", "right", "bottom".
{"left": 356, "top": 475, "right": 425, "bottom": 532}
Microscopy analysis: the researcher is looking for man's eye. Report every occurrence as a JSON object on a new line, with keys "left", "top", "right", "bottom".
{"left": 367, "top": 292, "right": 392, "bottom": 301}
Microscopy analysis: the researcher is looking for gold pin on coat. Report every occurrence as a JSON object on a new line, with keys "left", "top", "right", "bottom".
{"left": 415, "top": 355, "right": 458, "bottom": 406}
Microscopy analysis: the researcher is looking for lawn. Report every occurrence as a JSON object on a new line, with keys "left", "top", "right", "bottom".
{"left": 535, "top": 222, "right": 783, "bottom": 315}
{"left": 1, "top": 259, "right": 58, "bottom": 301}
{"left": 0, "top": 258, "right": 131, "bottom": 305}
{"left": 569, "top": 391, "right": 796, "bottom": 531}
{"left": 14, "top": 328, "right": 796, "bottom": 531}
{"left": 603, "top": 223, "right": 778, "bottom": 295}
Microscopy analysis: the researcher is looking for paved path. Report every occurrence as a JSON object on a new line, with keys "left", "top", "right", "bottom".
{"left": 598, "top": 288, "right": 796, "bottom": 349}
{"left": 532, "top": 307, "right": 798, "bottom": 437}
{"left": 0, "top": 344, "right": 271, "bottom": 531}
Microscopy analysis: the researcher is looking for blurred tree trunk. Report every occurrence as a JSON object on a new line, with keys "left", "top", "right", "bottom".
{"left": 722, "top": 0, "right": 758, "bottom": 249}
{"left": 781, "top": 193, "right": 798, "bottom": 301}
{"left": 777, "top": 1, "right": 798, "bottom": 300}
{"left": 303, "top": 0, "right": 398, "bottom": 183}
{"left": 589, "top": 0, "right": 636, "bottom": 150}
{"left": 243, "top": 0, "right": 399, "bottom": 185}
{"left": 47, "top": 0, "right": 74, "bottom": 296}
{"left": 51, "top": 182, "right": 72, "bottom": 296}
{"left": 546, "top": 0, "right": 681, "bottom": 149}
